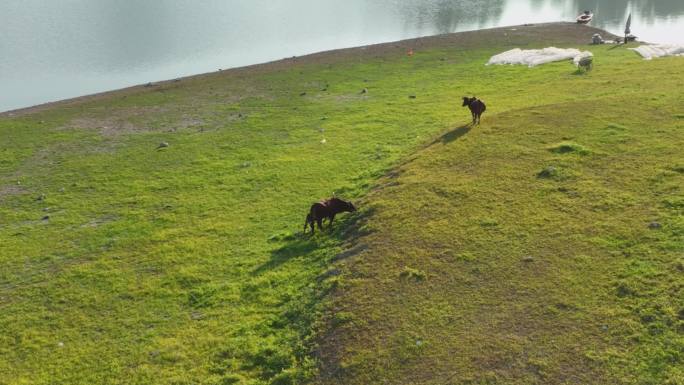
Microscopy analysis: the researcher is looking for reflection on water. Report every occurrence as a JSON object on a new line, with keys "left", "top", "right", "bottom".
{"left": 393, "top": 0, "right": 684, "bottom": 38}
{"left": 391, "top": 0, "right": 506, "bottom": 34}
{"left": 1, "top": 0, "right": 682, "bottom": 112}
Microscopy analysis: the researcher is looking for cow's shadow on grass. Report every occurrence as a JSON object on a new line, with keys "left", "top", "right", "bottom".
{"left": 253, "top": 206, "right": 376, "bottom": 275}
{"left": 431, "top": 124, "right": 472, "bottom": 145}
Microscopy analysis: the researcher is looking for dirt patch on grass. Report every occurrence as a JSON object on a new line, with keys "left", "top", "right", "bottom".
{"left": 178, "top": 116, "right": 204, "bottom": 129}
{"left": 61, "top": 105, "right": 170, "bottom": 136}
{"left": 66, "top": 116, "right": 144, "bottom": 136}
{"left": 80, "top": 215, "right": 118, "bottom": 228}
{"left": 333, "top": 94, "right": 370, "bottom": 103}
{"left": 0, "top": 185, "right": 27, "bottom": 201}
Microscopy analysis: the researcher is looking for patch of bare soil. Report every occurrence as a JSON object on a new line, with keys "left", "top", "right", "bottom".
{"left": 61, "top": 105, "right": 170, "bottom": 137}
{"left": 0, "top": 185, "right": 27, "bottom": 201}
{"left": 80, "top": 215, "right": 118, "bottom": 228}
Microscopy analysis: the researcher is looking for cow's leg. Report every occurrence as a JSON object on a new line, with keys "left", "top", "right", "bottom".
{"left": 309, "top": 220, "right": 315, "bottom": 235}
{"left": 317, "top": 217, "right": 324, "bottom": 230}
{"left": 328, "top": 214, "right": 336, "bottom": 229}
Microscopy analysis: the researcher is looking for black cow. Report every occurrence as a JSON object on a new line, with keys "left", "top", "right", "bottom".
{"left": 462, "top": 97, "right": 486, "bottom": 125}
{"left": 304, "top": 197, "right": 356, "bottom": 234}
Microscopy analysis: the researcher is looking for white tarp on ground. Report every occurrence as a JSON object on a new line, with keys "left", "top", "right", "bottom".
{"left": 486, "top": 47, "right": 593, "bottom": 67}
{"left": 630, "top": 44, "right": 684, "bottom": 60}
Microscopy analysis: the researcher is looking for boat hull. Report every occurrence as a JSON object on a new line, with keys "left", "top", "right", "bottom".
{"left": 576, "top": 14, "right": 593, "bottom": 24}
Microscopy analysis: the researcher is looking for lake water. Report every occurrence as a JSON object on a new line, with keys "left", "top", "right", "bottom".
{"left": 2, "top": 0, "right": 683, "bottom": 113}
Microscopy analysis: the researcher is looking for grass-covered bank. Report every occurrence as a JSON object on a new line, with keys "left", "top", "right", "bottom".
{"left": 316, "top": 42, "right": 683, "bottom": 385}
{"left": 319, "top": 100, "right": 684, "bottom": 384}
{"left": 1, "top": 23, "right": 682, "bottom": 384}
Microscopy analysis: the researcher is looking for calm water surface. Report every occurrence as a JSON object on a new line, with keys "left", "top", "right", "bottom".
{"left": 1, "top": 0, "right": 683, "bottom": 112}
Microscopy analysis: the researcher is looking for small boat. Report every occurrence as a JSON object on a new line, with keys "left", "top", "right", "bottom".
{"left": 576, "top": 10, "right": 593, "bottom": 24}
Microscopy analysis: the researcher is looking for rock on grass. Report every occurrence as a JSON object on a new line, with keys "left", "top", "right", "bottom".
{"left": 537, "top": 166, "right": 558, "bottom": 179}
{"left": 548, "top": 142, "right": 590, "bottom": 155}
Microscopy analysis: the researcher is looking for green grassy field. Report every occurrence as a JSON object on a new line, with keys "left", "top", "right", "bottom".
{"left": 1, "top": 24, "right": 682, "bottom": 385}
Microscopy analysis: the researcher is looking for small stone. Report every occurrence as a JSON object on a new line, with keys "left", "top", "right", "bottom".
{"left": 408, "top": 95, "right": 417, "bottom": 99}
{"left": 157, "top": 142, "right": 169, "bottom": 149}
{"left": 42, "top": 215, "right": 50, "bottom": 221}
{"left": 300, "top": 92, "right": 307, "bottom": 96}
{"left": 537, "top": 166, "right": 557, "bottom": 179}
{"left": 57, "top": 341, "right": 64, "bottom": 347}
{"left": 36, "top": 194, "right": 46, "bottom": 201}
{"left": 361, "top": 88, "right": 368, "bottom": 94}
{"left": 320, "top": 139, "right": 327, "bottom": 144}
{"left": 648, "top": 222, "right": 662, "bottom": 229}
{"left": 522, "top": 256, "right": 534, "bottom": 262}
{"left": 676, "top": 262, "right": 684, "bottom": 272}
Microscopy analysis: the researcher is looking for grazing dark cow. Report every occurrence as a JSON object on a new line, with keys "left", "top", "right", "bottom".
{"left": 304, "top": 197, "right": 356, "bottom": 234}
{"left": 577, "top": 56, "right": 593, "bottom": 72}
{"left": 462, "top": 97, "right": 486, "bottom": 125}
